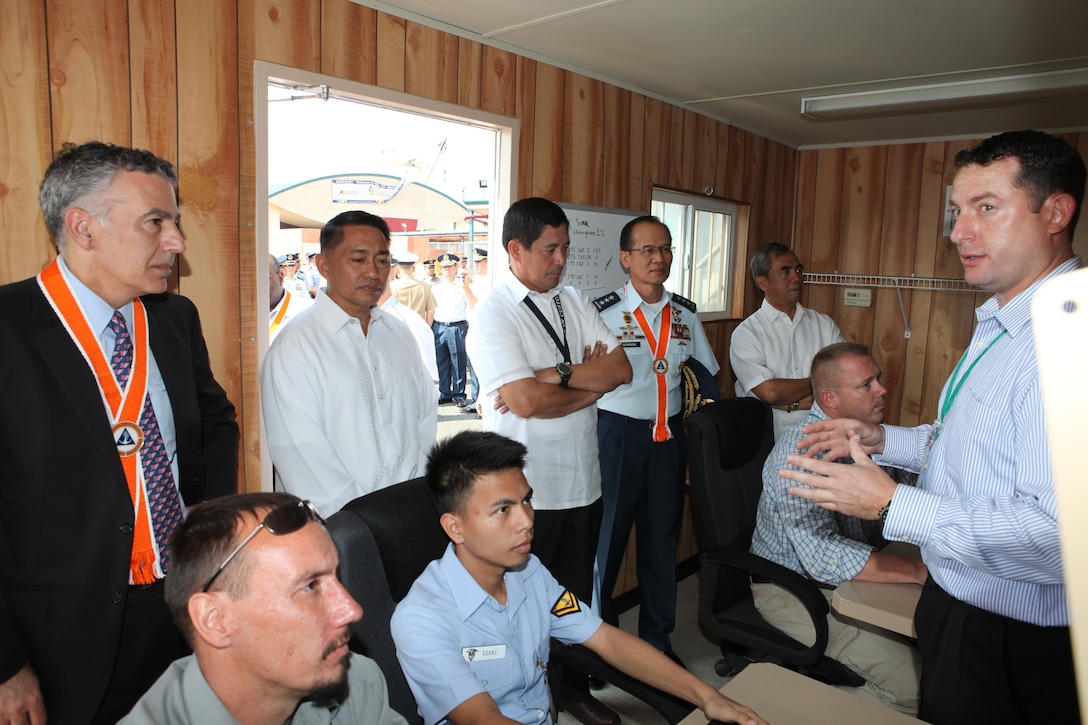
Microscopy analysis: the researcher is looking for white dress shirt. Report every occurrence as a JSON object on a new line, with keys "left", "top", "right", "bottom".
{"left": 730, "top": 298, "right": 843, "bottom": 439}
{"left": 466, "top": 277, "right": 618, "bottom": 510}
{"left": 260, "top": 292, "right": 437, "bottom": 516}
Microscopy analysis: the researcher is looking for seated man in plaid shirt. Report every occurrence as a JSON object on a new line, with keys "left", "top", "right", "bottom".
{"left": 750, "top": 342, "right": 925, "bottom": 715}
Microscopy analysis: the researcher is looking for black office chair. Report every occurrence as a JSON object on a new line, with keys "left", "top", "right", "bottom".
{"left": 327, "top": 477, "right": 696, "bottom": 724}
{"left": 686, "top": 398, "right": 864, "bottom": 686}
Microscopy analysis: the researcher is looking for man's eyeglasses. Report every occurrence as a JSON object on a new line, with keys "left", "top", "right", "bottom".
{"left": 201, "top": 499, "right": 324, "bottom": 592}
{"left": 629, "top": 245, "right": 675, "bottom": 257}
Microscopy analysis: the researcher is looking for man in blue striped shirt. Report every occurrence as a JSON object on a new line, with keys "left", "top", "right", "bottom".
{"left": 780, "top": 130, "right": 1085, "bottom": 724}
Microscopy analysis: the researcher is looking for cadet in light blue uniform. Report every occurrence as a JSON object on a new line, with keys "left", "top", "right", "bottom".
{"left": 593, "top": 215, "right": 719, "bottom": 655}
{"left": 393, "top": 546, "right": 600, "bottom": 724}
{"left": 391, "top": 431, "right": 766, "bottom": 725}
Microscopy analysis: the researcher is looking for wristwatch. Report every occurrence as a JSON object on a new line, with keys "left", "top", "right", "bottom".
{"left": 878, "top": 500, "right": 892, "bottom": 528}
{"left": 789, "top": 400, "right": 800, "bottom": 411}
{"left": 556, "top": 361, "right": 573, "bottom": 388}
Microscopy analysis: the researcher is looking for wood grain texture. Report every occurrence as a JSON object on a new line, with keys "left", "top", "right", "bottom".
{"left": 405, "top": 22, "right": 457, "bottom": 104}
{"left": 530, "top": 63, "right": 563, "bottom": 199}
{"left": 602, "top": 83, "right": 632, "bottom": 210}
{"left": 375, "top": 11, "right": 405, "bottom": 91}
{"left": 177, "top": 0, "right": 242, "bottom": 491}
{"left": 46, "top": 0, "right": 130, "bottom": 146}
{"left": 322, "top": 0, "right": 377, "bottom": 84}
{"left": 563, "top": 72, "right": 604, "bottom": 206}
{"left": 456, "top": 37, "right": 482, "bottom": 110}
{"left": 480, "top": 45, "right": 515, "bottom": 116}
{"left": 0, "top": 0, "right": 54, "bottom": 283}
{"left": 254, "top": 0, "right": 320, "bottom": 71}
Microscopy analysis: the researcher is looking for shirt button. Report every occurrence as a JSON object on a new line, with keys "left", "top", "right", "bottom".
{"left": 111, "top": 591, "right": 123, "bottom": 604}
{"left": 119, "top": 523, "right": 133, "bottom": 535}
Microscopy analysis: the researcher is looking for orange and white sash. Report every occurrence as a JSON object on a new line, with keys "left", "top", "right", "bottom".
{"left": 633, "top": 301, "right": 673, "bottom": 442}
{"left": 38, "top": 259, "right": 163, "bottom": 584}
{"left": 270, "top": 290, "right": 291, "bottom": 337}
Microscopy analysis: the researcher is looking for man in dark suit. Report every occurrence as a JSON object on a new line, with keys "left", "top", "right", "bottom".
{"left": 0, "top": 141, "right": 239, "bottom": 724}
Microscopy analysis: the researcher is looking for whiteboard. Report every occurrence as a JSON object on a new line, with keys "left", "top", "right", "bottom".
{"left": 558, "top": 203, "right": 642, "bottom": 297}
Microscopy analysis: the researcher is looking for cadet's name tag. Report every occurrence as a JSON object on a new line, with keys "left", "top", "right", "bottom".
{"left": 462, "top": 644, "right": 506, "bottom": 662}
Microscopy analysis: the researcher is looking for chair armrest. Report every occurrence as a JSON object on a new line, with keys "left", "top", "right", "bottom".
{"left": 550, "top": 643, "right": 695, "bottom": 724}
{"left": 701, "top": 547, "right": 829, "bottom": 616}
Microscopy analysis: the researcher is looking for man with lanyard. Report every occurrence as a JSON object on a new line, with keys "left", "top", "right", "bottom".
{"left": 592, "top": 215, "right": 719, "bottom": 660}
{"left": 0, "top": 141, "right": 238, "bottom": 724}
{"left": 268, "top": 253, "right": 312, "bottom": 341}
{"left": 466, "top": 197, "right": 631, "bottom": 725}
{"left": 432, "top": 252, "right": 470, "bottom": 405}
{"left": 782, "top": 130, "right": 1085, "bottom": 724}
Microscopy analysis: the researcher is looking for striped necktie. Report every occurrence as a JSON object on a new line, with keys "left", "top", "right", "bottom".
{"left": 109, "top": 311, "right": 184, "bottom": 571}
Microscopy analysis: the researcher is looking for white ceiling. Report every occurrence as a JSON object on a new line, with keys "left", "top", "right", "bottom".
{"left": 352, "top": 0, "right": 1088, "bottom": 149}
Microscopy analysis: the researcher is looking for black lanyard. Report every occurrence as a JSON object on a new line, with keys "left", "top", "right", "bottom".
{"left": 523, "top": 294, "right": 571, "bottom": 363}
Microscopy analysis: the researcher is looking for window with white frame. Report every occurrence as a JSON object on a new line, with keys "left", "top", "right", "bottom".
{"left": 651, "top": 189, "right": 744, "bottom": 318}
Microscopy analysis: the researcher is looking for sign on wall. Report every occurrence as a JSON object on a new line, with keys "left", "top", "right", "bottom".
{"left": 558, "top": 203, "right": 642, "bottom": 298}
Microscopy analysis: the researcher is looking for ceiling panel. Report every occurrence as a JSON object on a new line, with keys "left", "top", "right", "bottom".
{"left": 353, "top": 0, "right": 1088, "bottom": 147}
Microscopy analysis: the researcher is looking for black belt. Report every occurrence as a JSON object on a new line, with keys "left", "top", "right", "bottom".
{"left": 434, "top": 320, "right": 467, "bottom": 327}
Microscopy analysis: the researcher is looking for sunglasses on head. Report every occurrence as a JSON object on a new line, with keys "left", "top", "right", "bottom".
{"left": 201, "top": 499, "right": 324, "bottom": 593}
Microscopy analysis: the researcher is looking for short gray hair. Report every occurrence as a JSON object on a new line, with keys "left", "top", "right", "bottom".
{"left": 39, "top": 141, "right": 177, "bottom": 249}
{"left": 749, "top": 242, "right": 795, "bottom": 282}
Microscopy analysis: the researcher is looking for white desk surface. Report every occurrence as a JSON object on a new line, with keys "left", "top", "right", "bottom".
{"left": 677, "top": 662, "right": 922, "bottom": 724}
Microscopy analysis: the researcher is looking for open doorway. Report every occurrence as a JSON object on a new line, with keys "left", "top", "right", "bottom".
{"left": 254, "top": 61, "right": 517, "bottom": 489}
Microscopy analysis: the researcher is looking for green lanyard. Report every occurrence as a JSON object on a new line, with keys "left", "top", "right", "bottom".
{"left": 939, "top": 328, "right": 1008, "bottom": 423}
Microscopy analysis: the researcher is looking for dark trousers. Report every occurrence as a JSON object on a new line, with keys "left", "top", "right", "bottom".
{"left": 534, "top": 500, "right": 603, "bottom": 701}
{"left": 596, "top": 410, "right": 685, "bottom": 651}
{"left": 91, "top": 580, "right": 189, "bottom": 724}
{"left": 915, "top": 576, "right": 1080, "bottom": 724}
{"left": 432, "top": 320, "right": 468, "bottom": 399}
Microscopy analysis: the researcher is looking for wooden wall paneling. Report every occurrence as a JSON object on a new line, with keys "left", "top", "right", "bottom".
{"left": 745, "top": 131, "right": 768, "bottom": 236}
{"left": 46, "top": 0, "right": 131, "bottom": 146}
{"left": 626, "top": 93, "right": 646, "bottom": 211}
{"left": 692, "top": 113, "right": 718, "bottom": 195}
{"left": 176, "top": 0, "right": 243, "bottom": 488}
{"left": 640, "top": 98, "right": 665, "bottom": 196}
{"left": 832, "top": 145, "right": 886, "bottom": 345}
{"left": 660, "top": 105, "right": 683, "bottom": 189}
{"left": 479, "top": 45, "right": 515, "bottom": 116}
{"left": 721, "top": 124, "right": 745, "bottom": 203}
{"left": 375, "top": 11, "right": 405, "bottom": 92}
{"left": 804, "top": 147, "right": 844, "bottom": 319}
{"left": 563, "top": 72, "right": 604, "bottom": 207}
{"left": 897, "top": 142, "right": 948, "bottom": 426}
{"left": 713, "top": 123, "right": 733, "bottom": 205}
{"left": 404, "top": 22, "right": 458, "bottom": 104}
{"left": 128, "top": 0, "right": 177, "bottom": 159}
{"left": 530, "top": 63, "right": 563, "bottom": 199}
{"left": 513, "top": 55, "right": 535, "bottom": 198}
{"left": 456, "top": 37, "right": 482, "bottom": 110}
{"left": 0, "top": 0, "right": 54, "bottom": 284}
{"left": 758, "top": 140, "right": 787, "bottom": 250}
{"left": 676, "top": 107, "right": 698, "bottom": 191}
{"left": 237, "top": 0, "right": 260, "bottom": 490}
{"left": 253, "top": 0, "right": 319, "bottom": 70}
{"left": 872, "top": 143, "right": 924, "bottom": 426}
{"left": 601, "top": 83, "right": 631, "bottom": 210}
{"left": 321, "top": 0, "right": 377, "bottom": 84}
{"left": 791, "top": 150, "right": 819, "bottom": 283}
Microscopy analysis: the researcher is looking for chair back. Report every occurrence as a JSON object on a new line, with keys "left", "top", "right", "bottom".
{"left": 687, "top": 397, "right": 775, "bottom": 552}
{"left": 326, "top": 477, "right": 448, "bottom": 725}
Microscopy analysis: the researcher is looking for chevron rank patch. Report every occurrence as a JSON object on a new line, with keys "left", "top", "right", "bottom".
{"left": 551, "top": 589, "right": 581, "bottom": 617}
